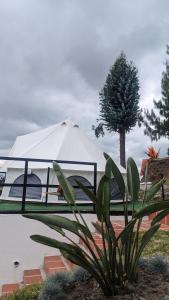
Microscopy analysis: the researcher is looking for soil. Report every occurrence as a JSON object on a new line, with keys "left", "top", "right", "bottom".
{"left": 67, "top": 267, "right": 169, "bottom": 300}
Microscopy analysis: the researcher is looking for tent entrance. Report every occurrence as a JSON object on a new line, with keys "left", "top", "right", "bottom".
{"left": 9, "top": 174, "right": 42, "bottom": 200}
{"left": 111, "top": 178, "right": 122, "bottom": 200}
{"left": 58, "top": 175, "right": 93, "bottom": 201}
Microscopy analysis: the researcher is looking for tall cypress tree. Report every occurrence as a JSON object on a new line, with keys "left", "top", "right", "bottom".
{"left": 94, "top": 52, "right": 140, "bottom": 168}
{"left": 143, "top": 45, "right": 169, "bottom": 141}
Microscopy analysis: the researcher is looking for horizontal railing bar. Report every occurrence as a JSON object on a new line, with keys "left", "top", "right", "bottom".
{"left": 0, "top": 156, "right": 97, "bottom": 166}
{"left": 0, "top": 183, "right": 94, "bottom": 188}
{"left": 0, "top": 210, "right": 133, "bottom": 215}
{"left": 0, "top": 200, "right": 124, "bottom": 206}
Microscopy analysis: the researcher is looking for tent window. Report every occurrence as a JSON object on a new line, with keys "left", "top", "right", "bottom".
{"left": 9, "top": 174, "right": 42, "bottom": 200}
{"left": 111, "top": 178, "right": 122, "bottom": 200}
{"left": 58, "top": 176, "right": 93, "bottom": 201}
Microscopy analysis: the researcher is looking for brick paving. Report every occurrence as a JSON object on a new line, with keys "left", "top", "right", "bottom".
{"left": 1, "top": 283, "right": 20, "bottom": 296}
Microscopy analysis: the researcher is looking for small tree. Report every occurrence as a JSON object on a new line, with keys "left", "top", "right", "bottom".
{"left": 94, "top": 52, "right": 140, "bottom": 168}
{"left": 143, "top": 45, "right": 169, "bottom": 141}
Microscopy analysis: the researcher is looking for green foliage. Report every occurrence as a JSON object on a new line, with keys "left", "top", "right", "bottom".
{"left": 142, "top": 45, "right": 169, "bottom": 141}
{"left": 138, "top": 258, "right": 148, "bottom": 269}
{"left": 23, "top": 154, "right": 169, "bottom": 297}
{"left": 95, "top": 52, "right": 140, "bottom": 134}
{"left": 39, "top": 269, "right": 90, "bottom": 300}
{"left": 39, "top": 272, "right": 71, "bottom": 300}
{"left": 94, "top": 52, "right": 140, "bottom": 167}
{"left": 0, "top": 284, "right": 41, "bottom": 300}
{"left": 149, "top": 256, "right": 169, "bottom": 274}
{"left": 71, "top": 267, "right": 91, "bottom": 282}
{"left": 139, "top": 256, "right": 169, "bottom": 275}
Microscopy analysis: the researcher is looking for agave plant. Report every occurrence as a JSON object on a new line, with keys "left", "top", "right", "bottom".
{"left": 23, "top": 154, "right": 169, "bottom": 297}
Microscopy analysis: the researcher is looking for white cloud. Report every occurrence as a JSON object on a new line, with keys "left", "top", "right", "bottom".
{"left": 0, "top": 0, "right": 169, "bottom": 167}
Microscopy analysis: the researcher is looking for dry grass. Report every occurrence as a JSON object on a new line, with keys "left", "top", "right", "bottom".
{"left": 142, "top": 230, "right": 169, "bottom": 257}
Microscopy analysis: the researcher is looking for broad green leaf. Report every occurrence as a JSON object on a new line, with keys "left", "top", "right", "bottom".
{"left": 151, "top": 208, "right": 169, "bottom": 226}
{"left": 105, "top": 158, "right": 112, "bottom": 179}
{"left": 118, "top": 219, "right": 136, "bottom": 244}
{"left": 131, "top": 223, "right": 160, "bottom": 277}
{"left": 134, "top": 201, "right": 169, "bottom": 219}
{"left": 30, "top": 234, "right": 81, "bottom": 253}
{"left": 103, "top": 152, "right": 110, "bottom": 160}
{"left": 92, "top": 221, "right": 116, "bottom": 244}
{"left": 96, "top": 175, "right": 111, "bottom": 221}
{"left": 75, "top": 179, "right": 97, "bottom": 203}
{"left": 139, "top": 223, "right": 160, "bottom": 255}
{"left": 23, "top": 214, "right": 92, "bottom": 239}
{"left": 144, "top": 178, "right": 165, "bottom": 202}
{"left": 127, "top": 157, "right": 140, "bottom": 201}
{"left": 104, "top": 153, "right": 125, "bottom": 199}
{"left": 53, "top": 161, "right": 75, "bottom": 205}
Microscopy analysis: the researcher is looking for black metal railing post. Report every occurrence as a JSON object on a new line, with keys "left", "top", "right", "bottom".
{"left": 45, "top": 167, "right": 50, "bottom": 206}
{"left": 93, "top": 163, "right": 97, "bottom": 213}
{"left": 160, "top": 174, "right": 165, "bottom": 201}
{"left": 21, "top": 160, "right": 28, "bottom": 212}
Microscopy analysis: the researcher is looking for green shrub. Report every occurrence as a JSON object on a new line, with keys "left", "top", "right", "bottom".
{"left": 23, "top": 154, "right": 169, "bottom": 297}
{"left": 0, "top": 284, "right": 41, "bottom": 300}
{"left": 138, "top": 258, "right": 148, "bottom": 270}
{"left": 39, "top": 272, "right": 71, "bottom": 300}
{"left": 71, "top": 267, "right": 91, "bottom": 282}
{"left": 39, "top": 268, "right": 91, "bottom": 300}
{"left": 149, "top": 256, "right": 169, "bottom": 274}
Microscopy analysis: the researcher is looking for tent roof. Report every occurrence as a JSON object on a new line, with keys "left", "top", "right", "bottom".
{"left": 1, "top": 119, "right": 126, "bottom": 173}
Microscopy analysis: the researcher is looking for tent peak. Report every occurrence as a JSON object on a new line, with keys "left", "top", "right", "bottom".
{"left": 60, "top": 118, "right": 79, "bottom": 128}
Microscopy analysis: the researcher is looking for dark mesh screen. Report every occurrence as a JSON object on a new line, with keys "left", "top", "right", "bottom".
{"left": 111, "top": 178, "right": 122, "bottom": 200}
{"left": 9, "top": 174, "right": 42, "bottom": 199}
{"left": 58, "top": 176, "right": 93, "bottom": 201}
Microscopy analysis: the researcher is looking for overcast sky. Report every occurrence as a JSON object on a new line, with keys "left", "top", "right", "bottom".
{"left": 0, "top": 0, "right": 169, "bottom": 166}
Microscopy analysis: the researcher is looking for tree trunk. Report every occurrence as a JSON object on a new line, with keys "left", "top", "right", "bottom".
{"left": 119, "top": 130, "right": 126, "bottom": 169}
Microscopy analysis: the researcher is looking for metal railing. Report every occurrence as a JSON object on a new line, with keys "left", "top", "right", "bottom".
{"left": 0, "top": 156, "right": 97, "bottom": 214}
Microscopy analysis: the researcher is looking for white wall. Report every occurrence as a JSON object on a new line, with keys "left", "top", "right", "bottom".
{"left": 0, "top": 213, "right": 98, "bottom": 286}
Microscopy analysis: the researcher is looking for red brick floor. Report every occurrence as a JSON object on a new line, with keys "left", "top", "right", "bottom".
{"left": 1, "top": 283, "right": 20, "bottom": 296}
{"left": 113, "top": 220, "right": 169, "bottom": 232}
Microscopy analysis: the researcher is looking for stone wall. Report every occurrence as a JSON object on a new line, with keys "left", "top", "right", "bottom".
{"left": 146, "top": 157, "right": 169, "bottom": 200}
{"left": 148, "top": 157, "right": 169, "bottom": 182}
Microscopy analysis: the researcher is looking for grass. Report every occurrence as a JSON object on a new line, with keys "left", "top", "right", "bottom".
{"left": 0, "top": 200, "right": 146, "bottom": 213}
{"left": 142, "top": 230, "right": 169, "bottom": 257}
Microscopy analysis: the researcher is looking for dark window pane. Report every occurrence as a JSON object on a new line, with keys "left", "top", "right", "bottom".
{"left": 9, "top": 174, "right": 42, "bottom": 200}
{"left": 58, "top": 176, "right": 93, "bottom": 201}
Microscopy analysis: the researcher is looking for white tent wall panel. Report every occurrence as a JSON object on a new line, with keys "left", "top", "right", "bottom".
{"left": 1, "top": 167, "right": 104, "bottom": 202}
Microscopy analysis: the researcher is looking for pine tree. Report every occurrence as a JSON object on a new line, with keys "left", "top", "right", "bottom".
{"left": 94, "top": 52, "right": 140, "bottom": 168}
{"left": 143, "top": 46, "right": 169, "bottom": 142}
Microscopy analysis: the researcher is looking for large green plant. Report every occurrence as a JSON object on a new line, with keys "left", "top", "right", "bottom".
{"left": 23, "top": 155, "right": 169, "bottom": 297}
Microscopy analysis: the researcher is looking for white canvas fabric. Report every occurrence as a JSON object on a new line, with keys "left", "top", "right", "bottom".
{"left": 1, "top": 119, "right": 126, "bottom": 173}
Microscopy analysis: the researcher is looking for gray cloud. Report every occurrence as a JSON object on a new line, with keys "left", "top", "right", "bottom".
{"left": 0, "top": 0, "right": 169, "bottom": 166}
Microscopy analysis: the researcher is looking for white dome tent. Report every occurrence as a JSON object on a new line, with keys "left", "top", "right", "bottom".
{"left": 1, "top": 119, "right": 126, "bottom": 203}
